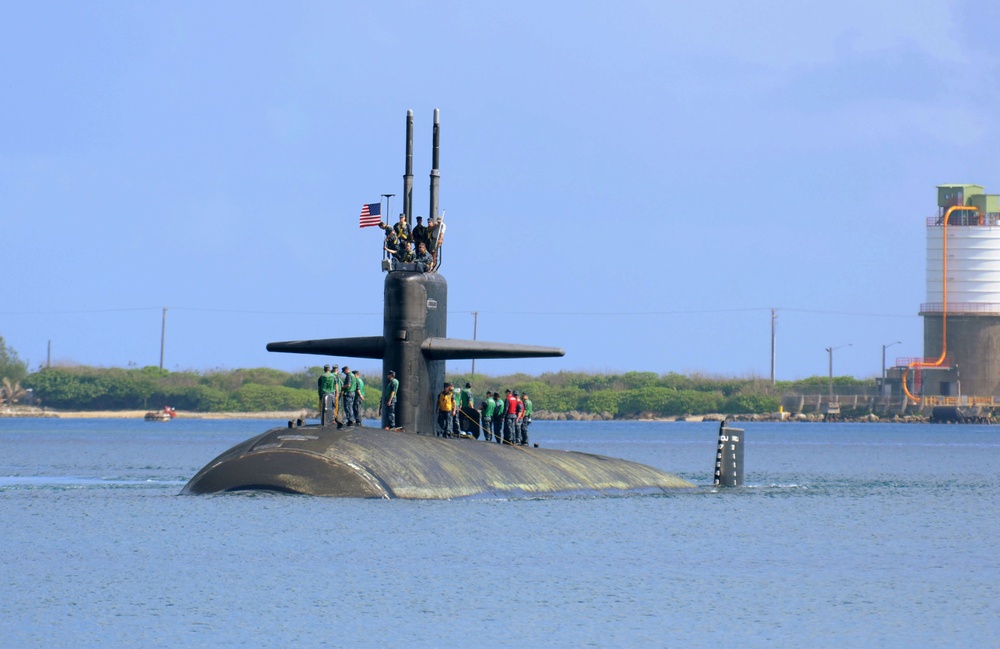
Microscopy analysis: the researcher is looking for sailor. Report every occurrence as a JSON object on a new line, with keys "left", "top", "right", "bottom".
{"left": 502, "top": 389, "right": 518, "bottom": 444}
{"left": 519, "top": 393, "right": 533, "bottom": 446}
{"left": 395, "top": 240, "right": 415, "bottom": 265}
{"left": 458, "top": 382, "right": 477, "bottom": 437}
{"left": 431, "top": 214, "right": 446, "bottom": 267}
{"left": 341, "top": 366, "right": 357, "bottom": 426}
{"left": 383, "top": 370, "right": 399, "bottom": 429}
{"left": 426, "top": 217, "right": 440, "bottom": 256}
{"left": 480, "top": 391, "right": 496, "bottom": 442}
{"left": 412, "top": 216, "right": 429, "bottom": 251}
{"left": 512, "top": 390, "right": 525, "bottom": 444}
{"left": 414, "top": 241, "right": 433, "bottom": 272}
{"left": 393, "top": 214, "right": 411, "bottom": 244}
{"left": 318, "top": 364, "right": 337, "bottom": 425}
{"left": 380, "top": 223, "right": 399, "bottom": 268}
{"left": 352, "top": 370, "right": 365, "bottom": 426}
{"left": 331, "top": 364, "right": 343, "bottom": 423}
{"left": 437, "top": 382, "right": 456, "bottom": 437}
{"left": 492, "top": 391, "right": 505, "bottom": 443}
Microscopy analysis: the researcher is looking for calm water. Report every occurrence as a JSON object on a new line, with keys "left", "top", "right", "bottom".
{"left": 1, "top": 418, "right": 998, "bottom": 648}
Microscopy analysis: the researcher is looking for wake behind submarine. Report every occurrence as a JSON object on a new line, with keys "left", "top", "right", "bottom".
{"left": 183, "top": 109, "right": 736, "bottom": 499}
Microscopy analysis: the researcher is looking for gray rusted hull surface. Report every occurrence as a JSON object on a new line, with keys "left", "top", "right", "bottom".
{"left": 181, "top": 425, "right": 694, "bottom": 499}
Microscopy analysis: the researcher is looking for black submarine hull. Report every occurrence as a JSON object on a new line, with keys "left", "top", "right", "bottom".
{"left": 181, "top": 424, "right": 694, "bottom": 499}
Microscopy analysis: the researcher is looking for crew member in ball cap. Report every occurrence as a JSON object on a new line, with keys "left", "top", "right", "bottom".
{"left": 412, "top": 216, "right": 429, "bottom": 251}
{"left": 512, "top": 390, "right": 525, "bottom": 444}
{"left": 318, "top": 365, "right": 337, "bottom": 425}
{"left": 437, "top": 382, "right": 456, "bottom": 437}
{"left": 331, "top": 364, "right": 343, "bottom": 422}
{"left": 503, "top": 389, "right": 518, "bottom": 444}
{"left": 341, "top": 366, "right": 357, "bottom": 426}
{"left": 384, "top": 370, "right": 399, "bottom": 429}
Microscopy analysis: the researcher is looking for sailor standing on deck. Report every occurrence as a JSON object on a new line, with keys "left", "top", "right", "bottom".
{"left": 492, "top": 391, "right": 505, "bottom": 443}
{"left": 519, "top": 393, "right": 533, "bottom": 446}
{"left": 437, "top": 382, "right": 456, "bottom": 437}
{"left": 352, "top": 370, "right": 365, "bottom": 426}
{"left": 458, "top": 382, "right": 476, "bottom": 436}
{"left": 331, "top": 364, "right": 343, "bottom": 424}
{"left": 502, "top": 389, "right": 518, "bottom": 444}
{"left": 480, "top": 392, "right": 496, "bottom": 442}
{"left": 383, "top": 370, "right": 399, "bottom": 429}
{"left": 512, "top": 390, "right": 525, "bottom": 444}
{"left": 341, "top": 366, "right": 357, "bottom": 426}
{"left": 318, "top": 365, "right": 337, "bottom": 425}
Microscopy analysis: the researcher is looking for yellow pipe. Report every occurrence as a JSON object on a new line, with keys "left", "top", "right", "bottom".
{"left": 903, "top": 205, "right": 980, "bottom": 403}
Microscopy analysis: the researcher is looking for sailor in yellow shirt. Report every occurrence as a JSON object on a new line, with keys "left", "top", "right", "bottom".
{"left": 437, "top": 382, "right": 456, "bottom": 437}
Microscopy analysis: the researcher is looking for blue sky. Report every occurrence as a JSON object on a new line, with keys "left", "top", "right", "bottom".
{"left": 3, "top": 1, "right": 1000, "bottom": 381}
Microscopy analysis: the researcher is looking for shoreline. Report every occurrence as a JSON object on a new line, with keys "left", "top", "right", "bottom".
{"left": 0, "top": 407, "right": 931, "bottom": 423}
{"left": 0, "top": 407, "right": 315, "bottom": 420}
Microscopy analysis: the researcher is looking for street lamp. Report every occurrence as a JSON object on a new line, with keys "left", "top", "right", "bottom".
{"left": 826, "top": 343, "right": 852, "bottom": 399}
{"left": 882, "top": 341, "right": 901, "bottom": 393}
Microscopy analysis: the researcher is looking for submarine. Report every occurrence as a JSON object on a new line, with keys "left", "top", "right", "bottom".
{"left": 182, "top": 109, "right": 709, "bottom": 499}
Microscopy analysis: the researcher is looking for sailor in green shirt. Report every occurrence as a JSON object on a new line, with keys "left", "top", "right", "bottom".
{"left": 352, "top": 370, "right": 365, "bottom": 426}
{"left": 318, "top": 364, "right": 337, "bottom": 425}
{"left": 480, "top": 392, "right": 496, "bottom": 442}
{"left": 341, "top": 366, "right": 357, "bottom": 426}
{"left": 331, "top": 364, "right": 343, "bottom": 423}
{"left": 384, "top": 370, "right": 399, "bottom": 429}
{"left": 519, "top": 393, "right": 533, "bottom": 446}
{"left": 458, "top": 382, "right": 476, "bottom": 436}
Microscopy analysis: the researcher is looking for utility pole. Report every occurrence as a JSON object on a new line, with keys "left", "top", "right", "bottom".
{"left": 882, "top": 340, "right": 901, "bottom": 396}
{"left": 47, "top": 340, "right": 51, "bottom": 368}
{"left": 826, "top": 343, "right": 851, "bottom": 399}
{"left": 470, "top": 311, "right": 479, "bottom": 376}
{"left": 160, "top": 308, "right": 167, "bottom": 370}
{"left": 770, "top": 308, "right": 777, "bottom": 385}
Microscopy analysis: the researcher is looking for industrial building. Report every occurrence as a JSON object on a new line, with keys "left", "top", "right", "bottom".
{"left": 885, "top": 184, "right": 1000, "bottom": 407}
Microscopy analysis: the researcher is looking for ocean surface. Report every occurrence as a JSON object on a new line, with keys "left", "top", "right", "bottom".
{"left": 1, "top": 418, "right": 998, "bottom": 648}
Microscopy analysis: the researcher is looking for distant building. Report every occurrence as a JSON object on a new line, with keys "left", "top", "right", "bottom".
{"left": 896, "top": 184, "right": 1000, "bottom": 399}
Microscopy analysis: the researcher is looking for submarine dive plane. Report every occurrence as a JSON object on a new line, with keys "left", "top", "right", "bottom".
{"left": 182, "top": 109, "right": 727, "bottom": 499}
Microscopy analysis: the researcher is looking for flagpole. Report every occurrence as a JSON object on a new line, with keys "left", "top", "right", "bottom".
{"left": 382, "top": 193, "right": 395, "bottom": 225}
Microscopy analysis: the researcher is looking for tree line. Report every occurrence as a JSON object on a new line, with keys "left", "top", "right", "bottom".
{"left": 8, "top": 362, "right": 876, "bottom": 416}
{"left": 3, "top": 332, "right": 878, "bottom": 415}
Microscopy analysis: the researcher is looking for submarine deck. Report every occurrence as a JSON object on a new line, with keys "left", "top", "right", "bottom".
{"left": 181, "top": 424, "right": 694, "bottom": 499}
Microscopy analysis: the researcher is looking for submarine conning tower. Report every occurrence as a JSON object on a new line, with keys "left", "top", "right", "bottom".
{"left": 266, "top": 109, "right": 565, "bottom": 433}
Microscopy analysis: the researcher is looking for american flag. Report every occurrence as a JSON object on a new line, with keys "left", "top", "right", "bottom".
{"left": 359, "top": 202, "right": 382, "bottom": 228}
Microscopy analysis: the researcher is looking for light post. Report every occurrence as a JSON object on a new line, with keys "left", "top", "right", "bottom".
{"left": 882, "top": 341, "right": 901, "bottom": 395}
{"left": 826, "top": 343, "right": 852, "bottom": 399}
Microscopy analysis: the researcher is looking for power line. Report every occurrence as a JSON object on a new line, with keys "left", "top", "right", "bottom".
{"left": 0, "top": 306, "right": 919, "bottom": 319}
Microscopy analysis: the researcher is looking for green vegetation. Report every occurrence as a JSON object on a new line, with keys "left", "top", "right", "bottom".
{"left": 0, "top": 337, "right": 30, "bottom": 406}
{"left": 444, "top": 370, "right": 872, "bottom": 418}
{"left": 2, "top": 330, "right": 874, "bottom": 416}
{"left": 21, "top": 365, "right": 383, "bottom": 412}
{"left": 0, "top": 336, "right": 28, "bottom": 384}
